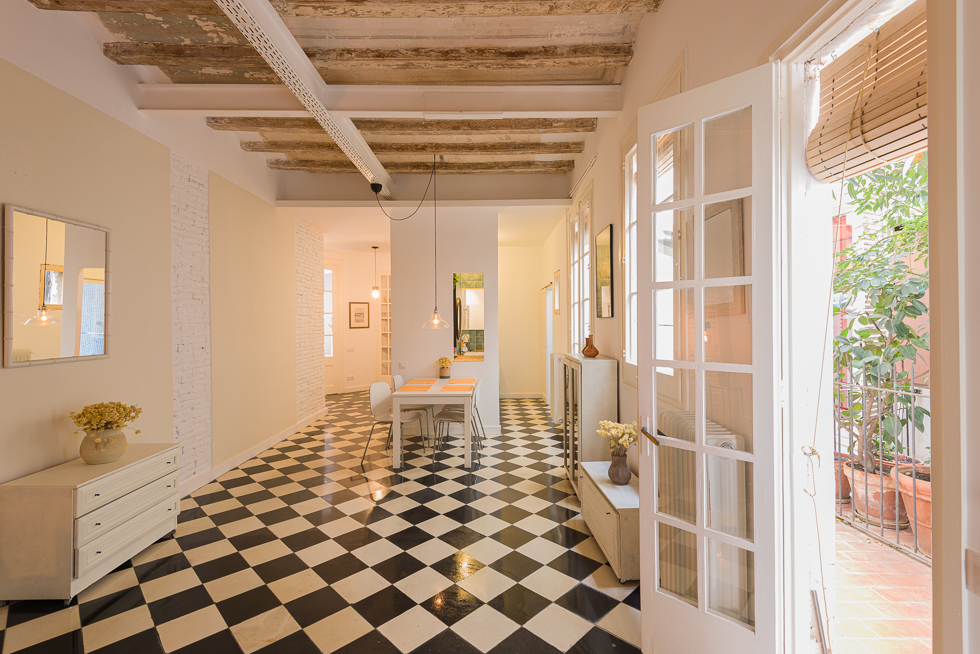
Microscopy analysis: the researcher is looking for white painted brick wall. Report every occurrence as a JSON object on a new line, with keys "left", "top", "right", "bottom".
{"left": 295, "top": 218, "right": 325, "bottom": 420}
{"left": 171, "top": 151, "right": 213, "bottom": 483}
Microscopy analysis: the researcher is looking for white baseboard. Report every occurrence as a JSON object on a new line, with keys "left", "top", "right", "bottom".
{"left": 181, "top": 406, "right": 330, "bottom": 497}
{"left": 345, "top": 384, "right": 372, "bottom": 393}
{"left": 500, "top": 393, "right": 546, "bottom": 400}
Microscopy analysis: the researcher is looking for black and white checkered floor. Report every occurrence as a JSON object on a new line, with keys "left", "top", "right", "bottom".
{"left": 0, "top": 395, "right": 641, "bottom": 654}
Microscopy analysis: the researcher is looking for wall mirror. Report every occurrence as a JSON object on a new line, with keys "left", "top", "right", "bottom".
{"left": 453, "top": 272, "right": 484, "bottom": 362}
{"left": 3, "top": 206, "right": 110, "bottom": 367}
{"left": 595, "top": 223, "right": 613, "bottom": 318}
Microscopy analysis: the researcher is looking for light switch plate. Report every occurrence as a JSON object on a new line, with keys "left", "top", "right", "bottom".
{"left": 345, "top": 375, "right": 354, "bottom": 382}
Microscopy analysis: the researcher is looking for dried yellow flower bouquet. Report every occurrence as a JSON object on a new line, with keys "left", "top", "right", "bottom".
{"left": 597, "top": 420, "right": 639, "bottom": 457}
{"left": 70, "top": 401, "right": 143, "bottom": 435}
{"left": 437, "top": 357, "right": 454, "bottom": 368}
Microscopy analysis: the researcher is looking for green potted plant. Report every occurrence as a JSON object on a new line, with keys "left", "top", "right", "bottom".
{"left": 834, "top": 155, "right": 929, "bottom": 530}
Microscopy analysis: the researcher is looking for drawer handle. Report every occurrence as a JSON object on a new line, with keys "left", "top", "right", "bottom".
{"left": 95, "top": 522, "right": 102, "bottom": 526}
{"left": 168, "top": 508, "right": 173, "bottom": 512}
{"left": 96, "top": 550, "right": 102, "bottom": 555}
{"left": 167, "top": 485, "right": 172, "bottom": 489}
{"left": 606, "top": 512, "right": 611, "bottom": 515}
{"left": 94, "top": 493, "right": 101, "bottom": 497}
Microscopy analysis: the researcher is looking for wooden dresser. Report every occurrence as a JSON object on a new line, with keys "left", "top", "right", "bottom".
{"left": 580, "top": 461, "right": 640, "bottom": 583}
{"left": 0, "top": 443, "right": 180, "bottom": 603}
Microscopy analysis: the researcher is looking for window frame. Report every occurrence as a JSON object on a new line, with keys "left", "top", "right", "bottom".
{"left": 623, "top": 143, "right": 639, "bottom": 386}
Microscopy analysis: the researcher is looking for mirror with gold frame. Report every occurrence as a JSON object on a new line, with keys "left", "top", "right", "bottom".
{"left": 3, "top": 205, "right": 111, "bottom": 367}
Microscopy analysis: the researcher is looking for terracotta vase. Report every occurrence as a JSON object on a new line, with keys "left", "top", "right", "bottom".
{"left": 439, "top": 367, "right": 451, "bottom": 379}
{"left": 842, "top": 462, "right": 909, "bottom": 530}
{"left": 79, "top": 427, "right": 128, "bottom": 465}
{"left": 892, "top": 464, "right": 932, "bottom": 557}
{"left": 582, "top": 336, "right": 599, "bottom": 358}
{"left": 835, "top": 453, "right": 852, "bottom": 504}
{"left": 608, "top": 453, "right": 632, "bottom": 485}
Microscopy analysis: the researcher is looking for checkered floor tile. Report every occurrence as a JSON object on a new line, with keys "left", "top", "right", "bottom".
{"left": 0, "top": 395, "right": 641, "bottom": 654}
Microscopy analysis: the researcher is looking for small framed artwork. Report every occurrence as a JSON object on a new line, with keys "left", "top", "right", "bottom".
{"left": 349, "top": 302, "right": 370, "bottom": 329}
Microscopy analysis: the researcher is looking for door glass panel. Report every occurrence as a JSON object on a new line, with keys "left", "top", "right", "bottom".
{"left": 708, "top": 538, "right": 755, "bottom": 629}
{"left": 655, "top": 208, "right": 695, "bottom": 282}
{"left": 654, "top": 125, "right": 695, "bottom": 205}
{"left": 706, "top": 455, "right": 753, "bottom": 541}
{"left": 324, "top": 335, "right": 333, "bottom": 358}
{"left": 324, "top": 314, "right": 333, "bottom": 336}
{"left": 705, "top": 371, "right": 754, "bottom": 453}
{"left": 704, "top": 285, "right": 752, "bottom": 364}
{"left": 704, "top": 107, "right": 752, "bottom": 195}
{"left": 658, "top": 446, "right": 697, "bottom": 524}
{"left": 656, "top": 369, "right": 696, "bottom": 442}
{"left": 324, "top": 291, "right": 332, "bottom": 309}
{"left": 656, "top": 289, "right": 695, "bottom": 361}
{"left": 323, "top": 270, "right": 333, "bottom": 291}
{"left": 704, "top": 197, "right": 752, "bottom": 278}
{"left": 659, "top": 523, "right": 698, "bottom": 606}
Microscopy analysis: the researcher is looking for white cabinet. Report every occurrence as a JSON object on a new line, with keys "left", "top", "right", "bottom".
{"left": 0, "top": 443, "right": 180, "bottom": 602}
{"left": 561, "top": 354, "right": 618, "bottom": 495}
{"left": 580, "top": 461, "right": 640, "bottom": 583}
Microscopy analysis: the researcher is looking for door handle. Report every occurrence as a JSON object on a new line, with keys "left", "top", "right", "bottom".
{"left": 641, "top": 427, "right": 660, "bottom": 447}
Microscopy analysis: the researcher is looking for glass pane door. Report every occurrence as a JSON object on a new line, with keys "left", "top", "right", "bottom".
{"left": 637, "top": 63, "right": 778, "bottom": 653}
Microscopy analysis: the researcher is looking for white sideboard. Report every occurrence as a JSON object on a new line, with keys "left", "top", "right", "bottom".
{"left": 561, "top": 354, "right": 618, "bottom": 495}
{"left": 0, "top": 443, "right": 180, "bottom": 603}
{"left": 580, "top": 461, "right": 640, "bottom": 583}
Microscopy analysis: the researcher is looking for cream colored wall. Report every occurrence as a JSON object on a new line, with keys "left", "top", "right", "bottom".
{"left": 0, "top": 57, "right": 172, "bottom": 484}
{"left": 498, "top": 247, "right": 544, "bottom": 398}
{"left": 208, "top": 173, "right": 297, "bottom": 467}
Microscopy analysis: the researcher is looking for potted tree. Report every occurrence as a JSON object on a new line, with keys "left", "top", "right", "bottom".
{"left": 834, "top": 155, "right": 930, "bottom": 531}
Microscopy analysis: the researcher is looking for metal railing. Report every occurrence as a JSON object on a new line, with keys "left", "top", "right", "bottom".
{"left": 834, "top": 364, "right": 931, "bottom": 563}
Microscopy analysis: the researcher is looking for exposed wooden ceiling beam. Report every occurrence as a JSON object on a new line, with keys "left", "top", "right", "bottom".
{"left": 207, "top": 116, "right": 598, "bottom": 135}
{"left": 28, "top": 0, "right": 662, "bottom": 17}
{"left": 267, "top": 159, "right": 576, "bottom": 174}
{"left": 241, "top": 140, "right": 585, "bottom": 154}
{"left": 104, "top": 42, "right": 632, "bottom": 71}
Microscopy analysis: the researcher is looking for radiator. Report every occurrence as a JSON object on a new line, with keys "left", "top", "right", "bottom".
{"left": 12, "top": 349, "right": 32, "bottom": 363}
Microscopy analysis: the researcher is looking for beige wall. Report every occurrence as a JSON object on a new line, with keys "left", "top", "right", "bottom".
{"left": 208, "top": 173, "right": 298, "bottom": 467}
{"left": 498, "top": 247, "right": 544, "bottom": 398}
{"left": 0, "top": 57, "right": 173, "bottom": 484}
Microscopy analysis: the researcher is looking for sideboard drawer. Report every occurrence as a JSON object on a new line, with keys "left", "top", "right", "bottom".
{"left": 580, "top": 474, "right": 621, "bottom": 568}
{"left": 75, "top": 450, "right": 179, "bottom": 516}
{"left": 75, "top": 471, "right": 180, "bottom": 546}
{"left": 76, "top": 494, "right": 178, "bottom": 578}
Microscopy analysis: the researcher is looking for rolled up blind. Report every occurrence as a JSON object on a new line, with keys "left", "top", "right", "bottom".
{"left": 806, "top": 1, "right": 926, "bottom": 183}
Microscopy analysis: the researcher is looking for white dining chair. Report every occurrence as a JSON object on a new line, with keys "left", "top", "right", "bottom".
{"left": 392, "top": 375, "right": 434, "bottom": 450}
{"left": 433, "top": 378, "right": 484, "bottom": 461}
{"left": 361, "top": 381, "right": 424, "bottom": 466}
{"left": 438, "top": 377, "right": 486, "bottom": 447}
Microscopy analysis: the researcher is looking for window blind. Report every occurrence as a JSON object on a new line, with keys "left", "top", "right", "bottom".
{"left": 806, "top": 1, "right": 926, "bottom": 183}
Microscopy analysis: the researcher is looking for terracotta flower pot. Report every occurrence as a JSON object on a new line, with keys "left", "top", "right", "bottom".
{"left": 608, "top": 454, "right": 632, "bottom": 485}
{"left": 892, "top": 464, "right": 932, "bottom": 557}
{"left": 835, "top": 453, "right": 852, "bottom": 504}
{"left": 582, "top": 336, "right": 599, "bottom": 358}
{"left": 841, "top": 462, "right": 909, "bottom": 530}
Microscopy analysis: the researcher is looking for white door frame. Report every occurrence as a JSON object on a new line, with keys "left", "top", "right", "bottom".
{"left": 324, "top": 259, "right": 343, "bottom": 396}
{"left": 637, "top": 63, "right": 781, "bottom": 653}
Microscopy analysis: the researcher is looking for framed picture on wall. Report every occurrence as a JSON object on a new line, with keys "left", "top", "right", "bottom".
{"left": 349, "top": 302, "right": 370, "bottom": 329}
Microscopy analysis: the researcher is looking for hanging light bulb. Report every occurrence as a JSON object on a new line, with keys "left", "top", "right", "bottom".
{"left": 422, "top": 156, "right": 448, "bottom": 330}
{"left": 25, "top": 218, "right": 60, "bottom": 326}
{"left": 371, "top": 246, "right": 381, "bottom": 299}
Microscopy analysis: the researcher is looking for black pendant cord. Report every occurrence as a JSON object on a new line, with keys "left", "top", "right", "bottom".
{"left": 433, "top": 155, "right": 438, "bottom": 312}
{"left": 373, "top": 157, "right": 436, "bottom": 222}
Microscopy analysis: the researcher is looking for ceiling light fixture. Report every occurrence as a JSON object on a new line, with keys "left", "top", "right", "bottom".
{"left": 371, "top": 155, "right": 448, "bottom": 330}
{"left": 371, "top": 246, "right": 381, "bottom": 299}
{"left": 24, "top": 217, "right": 60, "bottom": 327}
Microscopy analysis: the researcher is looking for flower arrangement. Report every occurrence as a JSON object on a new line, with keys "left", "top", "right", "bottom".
{"left": 69, "top": 402, "right": 142, "bottom": 435}
{"left": 437, "top": 357, "right": 454, "bottom": 368}
{"left": 597, "top": 420, "right": 639, "bottom": 457}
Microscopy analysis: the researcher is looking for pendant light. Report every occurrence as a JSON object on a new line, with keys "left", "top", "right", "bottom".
{"left": 24, "top": 217, "right": 61, "bottom": 326}
{"left": 422, "top": 157, "right": 448, "bottom": 329}
{"left": 371, "top": 246, "right": 381, "bottom": 299}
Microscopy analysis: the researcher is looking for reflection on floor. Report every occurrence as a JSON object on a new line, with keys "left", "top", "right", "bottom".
{"left": 835, "top": 521, "right": 932, "bottom": 654}
{"left": 0, "top": 395, "right": 641, "bottom": 654}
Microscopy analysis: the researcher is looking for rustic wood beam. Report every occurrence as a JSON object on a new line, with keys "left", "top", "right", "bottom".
{"left": 241, "top": 140, "right": 585, "bottom": 154}
{"left": 207, "top": 116, "right": 598, "bottom": 135}
{"left": 104, "top": 42, "right": 632, "bottom": 71}
{"left": 28, "top": 0, "right": 662, "bottom": 17}
{"left": 267, "top": 159, "right": 576, "bottom": 174}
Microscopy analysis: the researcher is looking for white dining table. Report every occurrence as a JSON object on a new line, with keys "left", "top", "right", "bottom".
{"left": 391, "top": 376, "right": 479, "bottom": 470}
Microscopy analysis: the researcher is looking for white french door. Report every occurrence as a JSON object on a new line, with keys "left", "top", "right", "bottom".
{"left": 637, "top": 63, "right": 780, "bottom": 652}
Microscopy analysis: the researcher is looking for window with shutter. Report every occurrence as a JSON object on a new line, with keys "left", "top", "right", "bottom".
{"left": 806, "top": 0, "right": 926, "bottom": 182}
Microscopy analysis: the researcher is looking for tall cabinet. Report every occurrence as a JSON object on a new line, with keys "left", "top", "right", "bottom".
{"left": 562, "top": 354, "right": 618, "bottom": 495}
